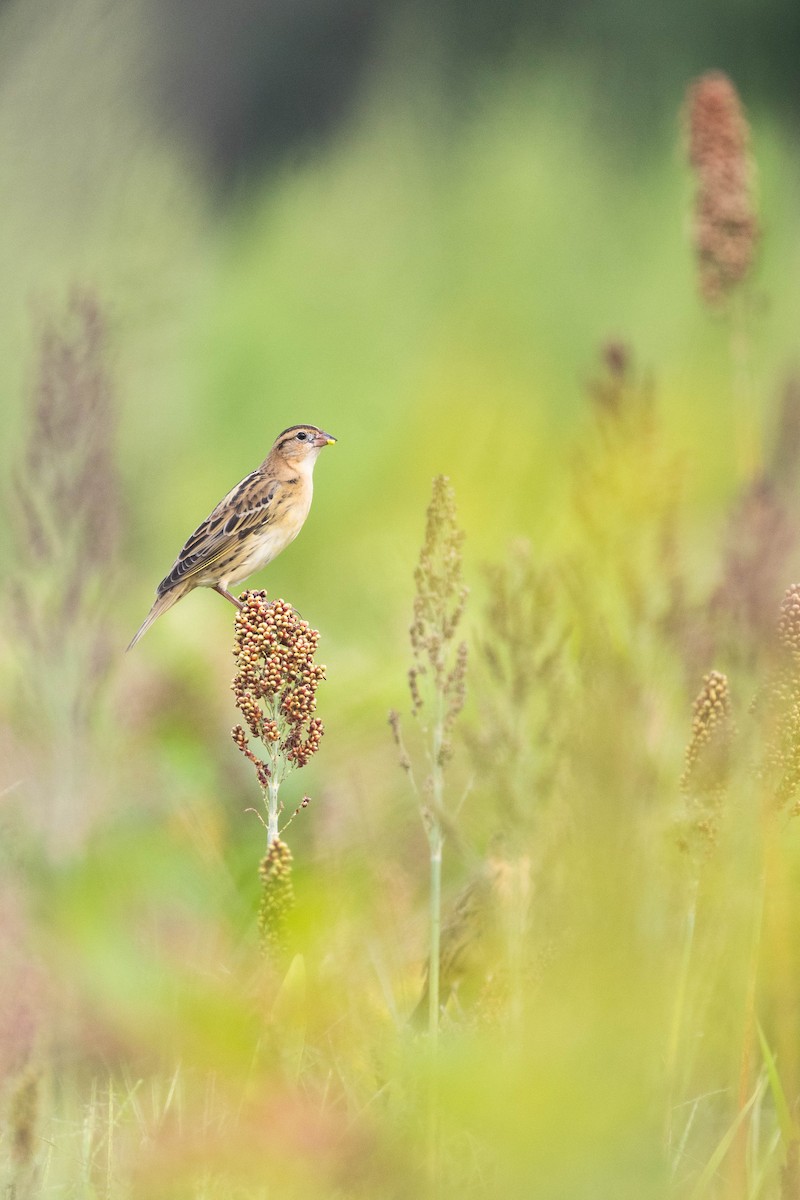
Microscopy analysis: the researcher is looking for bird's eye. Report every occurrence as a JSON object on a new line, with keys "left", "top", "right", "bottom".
{"left": 296, "top": 430, "right": 308, "bottom": 441}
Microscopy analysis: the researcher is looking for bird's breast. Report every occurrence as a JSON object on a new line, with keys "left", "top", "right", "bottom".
{"left": 226, "top": 485, "right": 312, "bottom": 585}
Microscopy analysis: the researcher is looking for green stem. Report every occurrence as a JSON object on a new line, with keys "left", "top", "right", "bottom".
{"left": 428, "top": 822, "right": 443, "bottom": 1038}
{"left": 665, "top": 879, "right": 698, "bottom": 1154}
{"left": 427, "top": 819, "right": 443, "bottom": 1195}
{"left": 428, "top": 695, "right": 446, "bottom": 1038}
{"left": 267, "top": 773, "right": 280, "bottom": 846}
{"left": 729, "top": 288, "right": 759, "bottom": 479}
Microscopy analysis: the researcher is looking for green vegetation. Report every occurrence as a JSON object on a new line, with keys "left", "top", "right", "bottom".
{"left": 3, "top": 9, "right": 800, "bottom": 1197}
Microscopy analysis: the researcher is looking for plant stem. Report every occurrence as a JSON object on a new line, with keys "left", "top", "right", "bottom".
{"left": 267, "top": 773, "right": 280, "bottom": 846}
{"left": 732, "top": 867, "right": 765, "bottom": 1198}
{"left": 266, "top": 697, "right": 283, "bottom": 845}
{"left": 428, "top": 696, "right": 446, "bottom": 1038}
{"left": 665, "top": 879, "right": 698, "bottom": 1155}
{"left": 427, "top": 820, "right": 443, "bottom": 1196}
{"left": 428, "top": 822, "right": 443, "bottom": 1038}
{"left": 729, "top": 289, "right": 760, "bottom": 479}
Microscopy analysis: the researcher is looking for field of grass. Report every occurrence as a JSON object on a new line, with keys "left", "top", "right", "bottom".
{"left": 4, "top": 5, "right": 800, "bottom": 1197}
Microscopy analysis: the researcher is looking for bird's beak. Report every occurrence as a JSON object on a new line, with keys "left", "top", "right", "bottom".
{"left": 315, "top": 430, "right": 337, "bottom": 447}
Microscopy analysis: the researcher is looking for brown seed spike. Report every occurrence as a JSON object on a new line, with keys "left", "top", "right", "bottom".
{"left": 679, "top": 670, "right": 733, "bottom": 861}
{"left": 685, "top": 71, "right": 759, "bottom": 308}
{"left": 778, "top": 584, "right": 800, "bottom": 665}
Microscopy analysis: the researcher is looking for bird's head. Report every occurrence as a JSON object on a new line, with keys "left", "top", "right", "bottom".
{"left": 269, "top": 425, "right": 337, "bottom": 470}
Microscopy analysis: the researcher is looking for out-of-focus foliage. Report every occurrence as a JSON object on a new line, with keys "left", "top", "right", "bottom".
{"left": 3, "top": 1, "right": 800, "bottom": 1197}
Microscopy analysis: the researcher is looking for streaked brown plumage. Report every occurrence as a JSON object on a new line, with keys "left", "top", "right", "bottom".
{"left": 128, "top": 424, "right": 336, "bottom": 650}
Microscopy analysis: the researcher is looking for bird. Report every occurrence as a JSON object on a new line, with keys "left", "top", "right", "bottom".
{"left": 128, "top": 424, "right": 336, "bottom": 650}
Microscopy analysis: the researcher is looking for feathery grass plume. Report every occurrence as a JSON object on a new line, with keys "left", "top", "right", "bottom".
{"left": 8, "top": 289, "right": 120, "bottom": 856}
{"left": 685, "top": 71, "right": 759, "bottom": 309}
{"left": 10, "top": 290, "right": 119, "bottom": 691}
{"left": 231, "top": 590, "right": 325, "bottom": 953}
{"left": 570, "top": 342, "right": 685, "bottom": 660}
{"left": 390, "top": 475, "right": 468, "bottom": 1037}
{"left": 678, "top": 670, "right": 734, "bottom": 863}
{"left": 461, "top": 540, "right": 566, "bottom": 1019}
{"left": 468, "top": 539, "right": 566, "bottom": 833}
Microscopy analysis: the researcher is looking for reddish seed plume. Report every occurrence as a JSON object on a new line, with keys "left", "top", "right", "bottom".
{"left": 231, "top": 591, "right": 326, "bottom": 782}
{"left": 685, "top": 71, "right": 758, "bottom": 307}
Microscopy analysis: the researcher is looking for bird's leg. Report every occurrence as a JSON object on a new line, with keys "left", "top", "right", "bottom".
{"left": 214, "top": 584, "right": 243, "bottom": 609}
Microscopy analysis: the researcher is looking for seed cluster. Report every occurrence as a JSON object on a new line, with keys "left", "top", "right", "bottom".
{"left": 679, "top": 670, "right": 733, "bottom": 857}
{"left": 231, "top": 590, "right": 325, "bottom": 780}
{"left": 685, "top": 71, "right": 758, "bottom": 307}
{"left": 408, "top": 475, "right": 468, "bottom": 762}
{"left": 258, "top": 839, "right": 295, "bottom": 956}
{"left": 761, "top": 585, "right": 800, "bottom": 811}
{"left": 777, "top": 583, "right": 800, "bottom": 665}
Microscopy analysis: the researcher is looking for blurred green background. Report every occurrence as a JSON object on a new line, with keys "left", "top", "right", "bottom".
{"left": 2, "top": 0, "right": 800, "bottom": 1195}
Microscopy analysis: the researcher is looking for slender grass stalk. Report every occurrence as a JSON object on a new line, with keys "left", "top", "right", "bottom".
{"left": 687, "top": 1076, "right": 767, "bottom": 1200}
{"left": 665, "top": 879, "right": 698, "bottom": 1156}
{"left": 427, "top": 824, "right": 443, "bottom": 1039}
{"left": 732, "top": 867, "right": 766, "bottom": 1198}
{"left": 729, "top": 289, "right": 761, "bottom": 479}
{"left": 392, "top": 476, "right": 468, "bottom": 1039}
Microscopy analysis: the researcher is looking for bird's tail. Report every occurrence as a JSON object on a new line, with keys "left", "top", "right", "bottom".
{"left": 127, "top": 587, "right": 184, "bottom": 651}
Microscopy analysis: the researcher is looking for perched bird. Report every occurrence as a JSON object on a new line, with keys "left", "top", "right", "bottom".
{"left": 128, "top": 424, "right": 336, "bottom": 649}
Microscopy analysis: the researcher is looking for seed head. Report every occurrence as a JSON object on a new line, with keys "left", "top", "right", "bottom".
{"left": 258, "top": 838, "right": 295, "bottom": 957}
{"left": 759, "top": 585, "right": 800, "bottom": 812}
{"left": 679, "top": 670, "right": 733, "bottom": 859}
{"left": 685, "top": 71, "right": 758, "bottom": 307}
{"left": 408, "top": 476, "right": 468, "bottom": 757}
{"left": 231, "top": 591, "right": 326, "bottom": 786}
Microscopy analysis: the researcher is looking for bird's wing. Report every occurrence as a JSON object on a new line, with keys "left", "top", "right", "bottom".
{"left": 158, "top": 472, "right": 281, "bottom": 594}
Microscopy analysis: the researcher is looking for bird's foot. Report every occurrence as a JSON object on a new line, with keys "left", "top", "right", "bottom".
{"left": 214, "top": 584, "right": 243, "bottom": 610}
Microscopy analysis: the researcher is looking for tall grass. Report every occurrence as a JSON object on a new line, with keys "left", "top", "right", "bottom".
{"left": 5, "top": 54, "right": 800, "bottom": 1200}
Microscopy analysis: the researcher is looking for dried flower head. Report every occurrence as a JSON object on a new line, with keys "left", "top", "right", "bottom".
{"left": 679, "top": 670, "right": 733, "bottom": 859}
{"left": 685, "top": 71, "right": 759, "bottom": 307}
{"left": 258, "top": 839, "right": 295, "bottom": 957}
{"left": 408, "top": 475, "right": 468, "bottom": 763}
{"left": 231, "top": 591, "right": 325, "bottom": 787}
